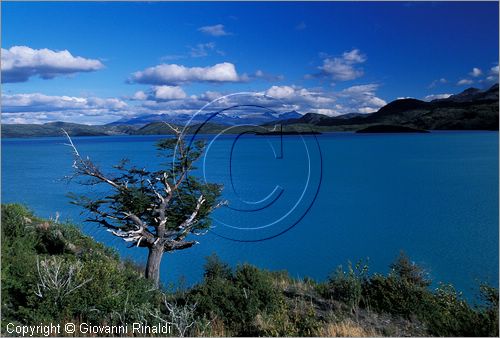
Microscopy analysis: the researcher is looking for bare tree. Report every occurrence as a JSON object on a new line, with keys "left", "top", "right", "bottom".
{"left": 64, "top": 126, "right": 223, "bottom": 287}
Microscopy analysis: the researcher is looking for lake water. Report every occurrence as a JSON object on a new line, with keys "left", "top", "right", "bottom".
{"left": 2, "top": 132, "right": 498, "bottom": 298}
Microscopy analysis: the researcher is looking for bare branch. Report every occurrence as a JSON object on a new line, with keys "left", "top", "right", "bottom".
{"left": 35, "top": 256, "right": 92, "bottom": 303}
{"left": 174, "top": 195, "right": 205, "bottom": 241}
{"left": 63, "top": 129, "right": 124, "bottom": 190}
{"left": 163, "top": 122, "right": 182, "bottom": 137}
{"left": 149, "top": 294, "right": 197, "bottom": 337}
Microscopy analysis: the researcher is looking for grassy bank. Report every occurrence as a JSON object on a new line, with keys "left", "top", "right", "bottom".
{"left": 1, "top": 204, "right": 498, "bottom": 336}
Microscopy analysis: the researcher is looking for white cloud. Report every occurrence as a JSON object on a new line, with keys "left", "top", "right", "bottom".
{"left": 317, "top": 49, "right": 366, "bottom": 81}
{"left": 423, "top": 93, "right": 452, "bottom": 101}
{"left": 265, "top": 85, "right": 296, "bottom": 99}
{"left": 1, "top": 46, "right": 103, "bottom": 83}
{"left": 428, "top": 78, "right": 447, "bottom": 88}
{"left": 189, "top": 42, "right": 216, "bottom": 57}
{"left": 469, "top": 67, "right": 483, "bottom": 77}
{"left": 254, "top": 70, "right": 284, "bottom": 81}
{"left": 341, "top": 49, "right": 366, "bottom": 63}
{"left": 153, "top": 86, "right": 187, "bottom": 100}
{"left": 2, "top": 93, "right": 128, "bottom": 124}
{"left": 132, "top": 90, "right": 148, "bottom": 100}
{"left": 457, "top": 79, "right": 473, "bottom": 85}
{"left": 338, "top": 84, "right": 387, "bottom": 114}
{"left": 131, "top": 86, "right": 187, "bottom": 101}
{"left": 137, "top": 85, "right": 339, "bottom": 116}
{"left": 129, "top": 62, "right": 242, "bottom": 85}
{"left": 3, "top": 93, "right": 126, "bottom": 112}
{"left": 4, "top": 82, "right": 388, "bottom": 123}
{"left": 259, "top": 83, "right": 386, "bottom": 116}
{"left": 339, "top": 84, "right": 378, "bottom": 94}
{"left": 485, "top": 64, "right": 499, "bottom": 82}
{"left": 198, "top": 24, "right": 230, "bottom": 37}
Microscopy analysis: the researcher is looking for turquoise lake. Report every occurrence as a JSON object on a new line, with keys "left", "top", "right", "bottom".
{"left": 2, "top": 131, "right": 498, "bottom": 298}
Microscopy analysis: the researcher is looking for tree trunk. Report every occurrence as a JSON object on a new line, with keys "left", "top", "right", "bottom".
{"left": 145, "top": 245, "right": 164, "bottom": 287}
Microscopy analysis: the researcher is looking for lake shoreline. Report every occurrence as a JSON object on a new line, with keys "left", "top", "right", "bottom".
{"left": 2, "top": 128, "right": 499, "bottom": 140}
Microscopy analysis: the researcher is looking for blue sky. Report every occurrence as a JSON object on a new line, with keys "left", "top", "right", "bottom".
{"left": 2, "top": 1, "right": 498, "bottom": 124}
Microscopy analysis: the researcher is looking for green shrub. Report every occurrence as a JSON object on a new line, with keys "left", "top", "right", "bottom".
{"left": 322, "top": 260, "right": 368, "bottom": 313}
{"left": 190, "top": 255, "right": 287, "bottom": 336}
{"left": 390, "top": 251, "right": 431, "bottom": 288}
{"left": 1, "top": 204, "right": 160, "bottom": 329}
{"left": 363, "top": 253, "right": 431, "bottom": 317}
{"left": 363, "top": 273, "right": 430, "bottom": 317}
{"left": 363, "top": 253, "right": 499, "bottom": 337}
{"left": 420, "top": 283, "right": 499, "bottom": 337}
{"left": 3, "top": 205, "right": 499, "bottom": 337}
{"left": 203, "top": 253, "right": 232, "bottom": 280}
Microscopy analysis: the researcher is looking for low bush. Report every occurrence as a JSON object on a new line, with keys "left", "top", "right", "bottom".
{"left": 2, "top": 205, "right": 498, "bottom": 337}
{"left": 189, "top": 254, "right": 287, "bottom": 336}
{"left": 319, "top": 260, "right": 368, "bottom": 314}
{"left": 363, "top": 252, "right": 499, "bottom": 337}
{"left": 1, "top": 204, "right": 160, "bottom": 331}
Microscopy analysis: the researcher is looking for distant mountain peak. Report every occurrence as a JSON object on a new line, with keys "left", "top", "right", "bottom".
{"left": 436, "top": 83, "right": 499, "bottom": 103}
{"left": 456, "top": 87, "right": 481, "bottom": 96}
{"left": 107, "top": 110, "right": 302, "bottom": 127}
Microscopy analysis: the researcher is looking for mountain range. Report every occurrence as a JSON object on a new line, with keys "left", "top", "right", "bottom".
{"left": 2, "top": 84, "right": 498, "bottom": 138}
{"left": 278, "top": 83, "right": 499, "bottom": 131}
{"left": 107, "top": 110, "right": 302, "bottom": 127}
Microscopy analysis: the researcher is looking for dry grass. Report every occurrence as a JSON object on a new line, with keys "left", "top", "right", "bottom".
{"left": 319, "top": 320, "right": 377, "bottom": 337}
{"left": 271, "top": 271, "right": 293, "bottom": 290}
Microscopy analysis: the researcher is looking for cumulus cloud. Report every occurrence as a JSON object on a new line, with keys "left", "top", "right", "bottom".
{"left": 485, "top": 64, "right": 499, "bottom": 82}
{"left": 135, "top": 83, "right": 387, "bottom": 117}
{"left": 189, "top": 43, "right": 215, "bottom": 57}
{"left": 264, "top": 86, "right": 337, "bottom": 108}
{"left": 428, "top": 78, "right": 447, "bottom": 88}
{"left": 2, "top": 93, "right": 127, "bottom": 124}
{"left": 338, "top": 84, "right": 387, "bottom": 114}
{"left": 457, "top": 79, "right": 473, "bottom": 85}
{"left": 259, "top": 83, "right": 386, "bottom": 116}
{"left": 1, "top": 46, "right": 103, "bottom": 83}
{"left": 132, "top": 86, "right": 187, "bottom": 101}
{"left": 132, "top": 85, "right": 337, "bottom": 116}
{"left": 3, "top": 93, "right": 126, "bottom": 112}
{"left": 153, "top": 86, "right": 187, "bottom": 100}
{"left": 254, "top": 69, "right": 284, "bottom": 81}
{"left": 198, "top": 24, "right": 230, "bottom": 37}
{"left": 129, "top": 62, "right": 242, "bottom": 85}
{"left": 423, "top": 93, "right": 452, "bottom": 101}
{"left": 469, "top": 67, "right": 483, "bottom": 77}
{"left": 132, "top": 90, "right": 148, "bottom": 100}
{"left": 4, "top": 82, "right": 388, "bottom": 123}
{"left": 188, "top": 42, "right": 225, "bottom": 57}
{"left": 316, "top": 49, "right": 366, "bottom": 81}
{"left": 342, "top": 49, "right": 366, "bottom": 63}
{"left": 265, "top": 85, "right": 296, "bottom": 99}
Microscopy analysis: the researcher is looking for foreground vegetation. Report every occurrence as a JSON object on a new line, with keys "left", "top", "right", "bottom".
{"left": 2, "top": 204, "right": 498, "bottom": 336}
